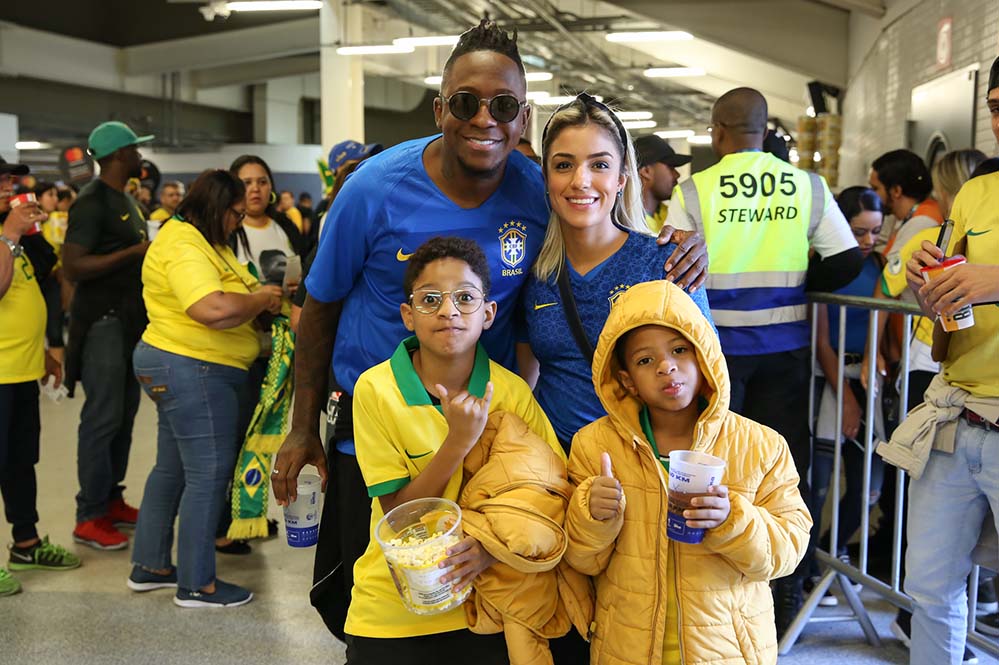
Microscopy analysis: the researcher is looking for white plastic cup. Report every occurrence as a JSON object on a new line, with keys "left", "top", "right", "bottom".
{"left": 40, "top": 376, "right": 68, "bottom": 404}
{"left": 666, "top": 450, "right": 726, "bottom": 544}
{"left": 283, "top": 474, "right": 321, "bottom": 547}
{"left": 375, "top": 497, "right": 469, "bottom": 615}
{"left": 920, "top": 256, "right": 975, "bottom": 332}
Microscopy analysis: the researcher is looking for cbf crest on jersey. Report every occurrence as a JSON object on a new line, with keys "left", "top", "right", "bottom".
{"left": 499, "top": 221, "right": 528, "bottom": 277}
{"left": 608, "top": 283, "right": 631, "bottom": 307}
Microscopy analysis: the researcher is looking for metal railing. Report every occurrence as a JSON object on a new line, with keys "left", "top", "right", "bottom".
{"left": 777, "top": 292, "right": 999, "bottom": 658}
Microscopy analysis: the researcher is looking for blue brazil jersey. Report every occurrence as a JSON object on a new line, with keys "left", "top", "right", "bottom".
{"left": 523, "top": 230, "right": 715, "bottom": 445}
{"left": 306, "top": 135, "right": 549, "bottom": 396}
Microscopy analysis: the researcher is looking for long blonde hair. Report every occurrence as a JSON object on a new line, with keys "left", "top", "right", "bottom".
{"left": 932, "top": 148, "right": 987, "bottom": 215}
{"left": 532, "top": 99, "right": 648, "bottom": 281}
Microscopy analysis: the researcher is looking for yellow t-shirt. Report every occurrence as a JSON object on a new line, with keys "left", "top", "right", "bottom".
{"left": 645, "top": 201, "right": 669, "bottom": 234}
{"left": 881, "top": 225, "right": 938, "bottom": 348}
{"left": 285, "top": 207, "right": 304, "bottom": 233}
{"left": 941, "top": 174, "right": 999, "bottom": 397}
{"left": 346, "top": 336, "right": 561, "bottom": 639}
{"left": 149, "top": 208, "right": 172, "bottom": 222}
{"left": 41, "top": 211, "right": 68, "bottom": 266}
{"left": 0, "top": 226, "right": 46, "bottom": 383}
{"left": 141, "top": 220, "right": 260, "bottom": 370}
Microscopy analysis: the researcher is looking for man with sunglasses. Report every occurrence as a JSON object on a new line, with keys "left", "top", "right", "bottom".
{"left": 272, "top": 19, "right": 708, "bottom": 643}
{"left": 666, "top": 86, "right": 862, "bottom": 640}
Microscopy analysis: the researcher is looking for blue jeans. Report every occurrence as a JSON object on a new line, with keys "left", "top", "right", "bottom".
{"left": 131, "top": 341, "right": 247, "bottom": 591}
{"left": 76, "top": 316, "right": 141, "bottom": 522}
{"left": 906, "top": 417, "right": 999, "bottom": 665}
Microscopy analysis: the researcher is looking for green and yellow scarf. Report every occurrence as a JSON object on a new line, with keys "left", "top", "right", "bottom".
{"left": 228, "top": 316, "right": 295, "bottom": 540}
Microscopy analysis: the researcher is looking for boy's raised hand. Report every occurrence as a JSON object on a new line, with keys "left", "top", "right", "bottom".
{"left": 589, "top": 452, "right": 624, "bottom": 521}
{"left": 439, "top": 381, "right": 494, "bottom": 454}
{"left": 683, "top": 485, "right": 731, "bottom": 530}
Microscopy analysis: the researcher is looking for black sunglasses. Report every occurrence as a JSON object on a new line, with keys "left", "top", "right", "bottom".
{"left": 440, "top": 92, "right": 528, "bottom": 124}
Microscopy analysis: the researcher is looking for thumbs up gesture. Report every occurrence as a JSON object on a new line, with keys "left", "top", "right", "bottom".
{"left": 589, "top": 452, "right": 624, "bottom": 521}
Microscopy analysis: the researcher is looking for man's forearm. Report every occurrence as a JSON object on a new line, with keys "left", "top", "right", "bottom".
{"left": 806, "top": 246, "right": 863, "bottom": 293}
{"left": 62, "top": 242, "right": 142, "bottom": 282}
{"left": 291, "top": 295, "right": 343, "bottom": 433}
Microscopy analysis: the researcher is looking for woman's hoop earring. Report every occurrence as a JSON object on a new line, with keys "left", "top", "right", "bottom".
{"left": 269, "top": 191, "right": 277, "bottom": 205}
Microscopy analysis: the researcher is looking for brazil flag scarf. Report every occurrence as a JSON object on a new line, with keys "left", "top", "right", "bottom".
{"left": 228, "top": 316, "right": 295, "bottom": 539}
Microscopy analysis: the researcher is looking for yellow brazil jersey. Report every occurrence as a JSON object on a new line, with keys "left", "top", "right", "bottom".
{"left": 149, "top": 208, "right": 172, "bottom": 222}
{"left": 346, "top": 336, "right": 561, "bottom": 639}
{"left": 141, "top": 220, "right": 260, "bottom": 370}
{"left": 645, "top": 201, "right": 669, "bottom": 234}
{"left": 941, "top": 174, "right": 999, "bottom": 397}
{"left": 0, "top": 226, "right": 46, "bottom": 383}
{"left": 881, "top": 224, "right": 938, "bottom": 348}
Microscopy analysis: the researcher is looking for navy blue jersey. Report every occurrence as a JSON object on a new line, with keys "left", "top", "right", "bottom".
{"left": 305, "top": 135, "right": 548, "bottom": 394}
{"left": 524, "top": 231, "right": 715, "bottom": 444}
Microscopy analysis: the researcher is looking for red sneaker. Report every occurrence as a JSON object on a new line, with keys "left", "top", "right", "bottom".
{"left": 108, "top": 498, "right": 139, "bottom": 528}
{"left": 73, "top": 517, "right": 128, "bottom": 551}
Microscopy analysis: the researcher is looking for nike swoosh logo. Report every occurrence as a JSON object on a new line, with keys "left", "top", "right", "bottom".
{"left": 397, "top": 249, "right": 414, "bottom": 262}
{"left": 120, "top": 213, "right": 130, "bottom": 221}
{"left": 534, "top": 302, "right": 558, "bottom": 310}
{"left": 9, "top": 551, "right": 32, "bottom": 562}
{"left": 967, "top": 229, "right": 992, "bottom": 236}
{"left": 405, "top": 450, "right": 432, "bottom": 459}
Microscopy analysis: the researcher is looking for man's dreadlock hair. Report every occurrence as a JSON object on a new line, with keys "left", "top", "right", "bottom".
{"left": 442, "top": 18, "right": 526, "bottom": 88}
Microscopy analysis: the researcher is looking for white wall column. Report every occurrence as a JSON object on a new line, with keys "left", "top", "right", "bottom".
{"left": 320, "top": 0, "right": 365, "bottom": 154}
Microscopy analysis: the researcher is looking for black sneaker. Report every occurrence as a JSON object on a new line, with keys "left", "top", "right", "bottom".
{"left": 892, "top": 609, "right": 977, "bottom": 663}
{"left": 977, "top": 612, "right": 999, "bottom": 637}
{"left": 127, "top": 565, "right": 178, "bottom": 592}
{"left": 978, "top": 578, "right": 998, "bottom": 614}
{"left": 774, "top": 577, "right": 804, "bottom": 640}
{"left": 804, "top": 576, "right": 838, "bottom": 607}
{"left": 174, "top": 579, "right": 252, "bottom": 608}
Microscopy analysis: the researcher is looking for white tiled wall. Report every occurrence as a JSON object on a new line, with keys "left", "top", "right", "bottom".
{"left": 840, "top": 0, "right": 999, "bottom": 188}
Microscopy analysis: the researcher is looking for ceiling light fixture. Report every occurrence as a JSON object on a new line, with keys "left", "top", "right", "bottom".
{"left": 622, "top": 120, "right": 657, "bottom": 130}
{"left": 616, "top": 111, "right": 654, "bottom": 121}
{"left": 687, "top": 135, "right": 712, "bottom": 145}
{"left": 643, "top": 67, "right": 705, "bottom": 78}
{"left": 393, "top": 35, "right": 460, "bottom": 47}
{"left": 424, "top": 75, "right": 443, "bottom": 86}
{"left": 526, "top": 91, "right": 551, "bottom": 101}
{"left": 336, "top": 44, "right": 414, "bottom": 55}
{"left": 15, "top": 141, "right": 52, "bottom": 150}
{"left": 224, "top": 1, "right": 322, "bottom": 11}
{"left": 534, "top": 95, "right": 603, "bottom": 106}
{"left": 526, "top": 72, "right": 553, "bottom": 82}
{"left": 655, "top": 129, "right": 695, "bottom": 139}
{"left": 606, "top": 31, "right": 693, "bottom": 43}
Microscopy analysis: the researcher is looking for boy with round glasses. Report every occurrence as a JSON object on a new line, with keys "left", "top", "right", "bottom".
{"left": 272, "top": 19, "right": 708, "bottom": 641}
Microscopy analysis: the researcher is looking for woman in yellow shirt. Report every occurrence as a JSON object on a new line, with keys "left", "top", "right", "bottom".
{"left": 128, "top": 169, "right": 282, "bottom": 609}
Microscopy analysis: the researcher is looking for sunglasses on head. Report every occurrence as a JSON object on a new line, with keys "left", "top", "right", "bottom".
{"left": 541, "top": 92, "right": 629, "bottom": 153}
{"left": 440, "top": 92, "right": 528, "bottom": 124}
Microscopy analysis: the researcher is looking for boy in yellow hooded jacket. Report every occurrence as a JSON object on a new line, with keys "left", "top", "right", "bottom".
{"left": 564, "top": 279, "right": 811, "bottom": 665}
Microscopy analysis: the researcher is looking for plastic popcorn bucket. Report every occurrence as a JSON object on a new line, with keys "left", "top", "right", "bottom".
{"left": 375, "top": 497, "right": 469, "bottom": 615}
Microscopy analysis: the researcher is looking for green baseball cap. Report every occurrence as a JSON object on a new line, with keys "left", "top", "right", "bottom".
{"left": 88, "top": 121, "right": 154, "bottom": 160}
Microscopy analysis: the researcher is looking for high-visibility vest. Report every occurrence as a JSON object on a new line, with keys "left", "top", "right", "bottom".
{"left": 674, "top": 151, "right": 826, "bottom": 356}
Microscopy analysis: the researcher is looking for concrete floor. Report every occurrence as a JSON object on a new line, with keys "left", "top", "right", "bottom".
{"left": 1, "top": 390, "right": 996, "bottom": 664}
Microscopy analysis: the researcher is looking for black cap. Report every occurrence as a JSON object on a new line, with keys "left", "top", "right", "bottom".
{"left": 0, "top": 156, "right": 29, "bottom": 176}
{"left": 634, "top": 135, "right": 692, "bottom": 168}
{"left": 989, "top": 56, "right": 999, "bottom": 97}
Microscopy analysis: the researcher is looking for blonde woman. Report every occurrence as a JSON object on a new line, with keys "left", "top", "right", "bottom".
{"left": 932, "top": 148, "right": 987, "bottom": 218}
{"left": 519, "top": 93, "right": 714, "bottom": 449}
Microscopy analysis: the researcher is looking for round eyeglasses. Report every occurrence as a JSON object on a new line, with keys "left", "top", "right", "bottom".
{"left": 409, "top": 288, "right": 485, "bottom": 315}
{"left": 441, "top": 92, "right": 528, "bottom": 124}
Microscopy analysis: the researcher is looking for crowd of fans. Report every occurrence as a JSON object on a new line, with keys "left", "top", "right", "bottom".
{"left": 2, "top": 17, "right": 999, "bottom": 665}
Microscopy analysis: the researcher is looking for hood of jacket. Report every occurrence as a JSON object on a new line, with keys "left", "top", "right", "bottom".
{"left": 591, "top": 279, "right": 728, "bottom": 453}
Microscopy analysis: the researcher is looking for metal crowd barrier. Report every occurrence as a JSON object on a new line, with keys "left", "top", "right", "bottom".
{"left": 777, "top": 292, "right": 999, "bottom": 658}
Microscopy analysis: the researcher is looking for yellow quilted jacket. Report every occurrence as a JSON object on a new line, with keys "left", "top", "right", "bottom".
{"left": 565, "top": 280, "right": 812, "bottom": 665}
{"left": 460, "top": 411, "right": 594, "bottom": 665}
